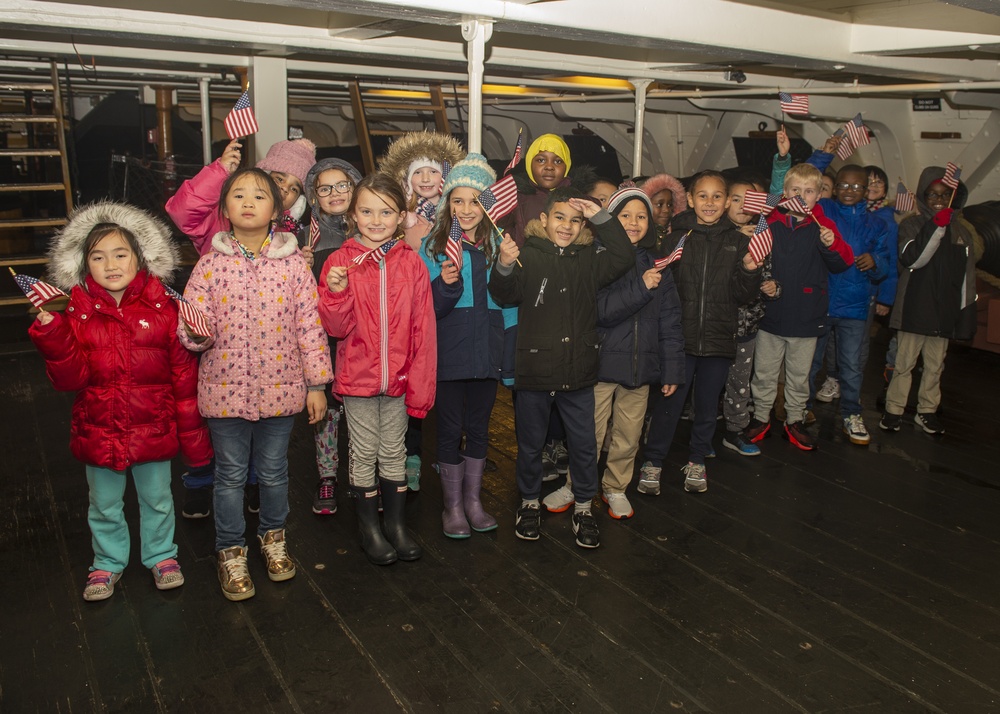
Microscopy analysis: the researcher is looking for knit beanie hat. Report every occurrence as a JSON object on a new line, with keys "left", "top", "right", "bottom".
{"left": 255, "top": 138, "right": 317, "bottom": 188}
{"left": 525, "top": 134, "right": 572, "bottom": 184}
{"left": 436, "top": 153, "right": 497, "bottom": 221}
{"left": 607, "top": 187, "right": 655, "bottom": 247}
{"left": 405, "top": 157, "right": 444, "bottom": 199}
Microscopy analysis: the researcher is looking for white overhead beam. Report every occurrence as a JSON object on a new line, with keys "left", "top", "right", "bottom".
{"left": 851, "top": 25, "right": 1000, "bottom": 54}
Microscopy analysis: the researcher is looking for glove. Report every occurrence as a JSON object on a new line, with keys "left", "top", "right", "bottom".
{"left": 932, "top": 208, "right": 954, "bottom": 227}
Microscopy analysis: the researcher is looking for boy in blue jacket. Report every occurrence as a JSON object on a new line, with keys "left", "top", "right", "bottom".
{"left": 809, "top": 165, "right": 891, "bottom": 445}
{"left": 489, "top": 188, "right": 633, "bottom": 549}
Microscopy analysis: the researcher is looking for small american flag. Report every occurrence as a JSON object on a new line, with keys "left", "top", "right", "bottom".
{"left": 308, "top": 213, "right": 321, "bottom": 250}
{"left": 164, "top": 285, "right": 213, "bottom": 338}
{"left": 742, "top": 190, "right": 781, "bottom": 216}
{"left": 836, "top": 114, "right": 870, "bottom": 160}
{"left": 942, "top": 162, "right": 962, "bottom": 190}
{"left": 478, "top": 174, "right": 519, "bottom": 224}
{"left": 439, "top": 159, "right": 451, "bottom": 194}
{"left": 414, "top": 197, "right": 436, "bottom": 223}
{"left": 779, "top": 92, "right": 810, "bottom": 116}
{"left": 352, "top": 238, "right": 399, "bottom": 267}
{"left": 894, "top": 182, "right": 915, "bottom": 213}
{"left": 748, "top": 215, "right": 773, "bottom": 264}
{"left": 9, "top": 268, "right": 67, "bottom": 309}
{"left": 445, "top": 219, "right": 464, "bottom": 271}
{"left": 504, "top": 129, "right": 524, "bottom": 175}
{"left": 654, "top": 231, "right": 688, "bottom": 270}
{"left": 778, "top": 194, "right": 811, "bottom": 215}
{"left": 224, "top": 90, "right": 259, "bottom": 140}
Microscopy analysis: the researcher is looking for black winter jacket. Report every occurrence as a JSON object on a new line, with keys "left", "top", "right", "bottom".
{"left": 488, "top": 211, "right": 633, "bottom": 391}
{"left": 596, "top": 247, "right": 685, "bottom": 388}
{"left": 661, "top": 221, "right": 762, "bottom": 359}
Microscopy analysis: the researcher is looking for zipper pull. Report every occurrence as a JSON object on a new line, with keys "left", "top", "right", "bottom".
{"left": 534, "top": 277, "right": 548, "bottom": 307}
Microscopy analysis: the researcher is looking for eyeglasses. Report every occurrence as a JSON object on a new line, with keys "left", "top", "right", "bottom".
{"left": 316, "top": 182, "right": 353, "bottom": 197}
{"left": 925, "top": 189, "right": 953, "bottom": 200}
{"left": 868, "top": 179, "right": 886, "bottom": 187}
{"left": 836, "top": 182, "right": 867, "bottom": 191}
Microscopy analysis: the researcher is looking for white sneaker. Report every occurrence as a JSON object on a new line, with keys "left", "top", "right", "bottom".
{"left": 682, "top": 462, "right": 707, "bottom": 493}
{"left": 637, "top": 461, "right": 662, "bottom": 496}
{"left": 843, "top": 414, "right": 870, "bottom": 445}
{"left": 816, "top": 377, "right": 840, "bottom": 403}
{"left": 542, "top": 484, "right": 574, "bottom": 513}
{"left": 602, "top": 491, "right": 634, "bottom": 519}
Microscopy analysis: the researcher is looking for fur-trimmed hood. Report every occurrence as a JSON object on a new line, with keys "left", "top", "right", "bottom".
{"left": 524, "top": 217, "right": 594, "bottom": 247}
{"left": 641, "top": 173, "right": 687, "bottom": 220}
{"left": 47, "top": 201, "right": 179, "bottom": 292}
{"left": 377, "top": 131, "right": 466, "bottom": 188}
{"left": 208, "top": 230, "right": 301, "bottom": 259}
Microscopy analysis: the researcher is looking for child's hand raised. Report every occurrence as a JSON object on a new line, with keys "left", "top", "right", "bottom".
{"left": 498, "top": 233, "right": 520, "bottom": 267}
{"left": 642, "top": 268, "right": 662, "bottom": 290}
{"left": 566, "top": 197, "right": 601, "bottom": 220}
{"left": 440, "top": 259, "right": 460, "bottom": 285}
{"left": 819, "top": 226, "right": 835, "bottom": 247}
{"left": 221, "top": 140, "right": 242, "bottom": 174}
{"left": 34, "top": 309, "right": 54, "bottom": 326}
{"left": 776, "top": 125, "right": 790, "bottom": 158}
{"left": 821, "top": 134, "right": 843, "bottom": 155}
{"left": 326, "top": 265, "right": 348, "bottom": 293}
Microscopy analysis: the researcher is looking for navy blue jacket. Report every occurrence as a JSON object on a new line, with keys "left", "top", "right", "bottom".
{"left": 421, "top": 239, "right": 504, "bottom": 382}
{"left": 596, "top": 247, "right": 685, "bottom": 388}
{"left": 759, "top": 205, "right": 854, "bottom": 337}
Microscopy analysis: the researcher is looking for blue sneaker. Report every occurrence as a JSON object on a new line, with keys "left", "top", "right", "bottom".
{"left": 405, "top": 455, "right": 421, "bottom": 492}
{"left": 722, "top": 430, "right": 762, "bottom": 456}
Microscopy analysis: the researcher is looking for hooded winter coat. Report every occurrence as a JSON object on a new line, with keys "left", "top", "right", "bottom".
{"left": 29, "top": 202, "right": 212, "bottom": 471}
{"left": 487, "top": 210, "right": 634, "bottom": 391}
{"left": 817, "top": 197, "right": 891, "bottom": 320}
{"left": 661, "top": 221, "right": 762, "bottom": 359}
{"left": 178, "top": 231, "right": 332, "bottom": 420}
{"left": 890, "top": 167, "right": 979, "bottom": 340}
{"left": 318, "top": 238, "right": 437, "bottom": 418}
{"left": 302, "top": 157, "right": 362, "bottom": 284}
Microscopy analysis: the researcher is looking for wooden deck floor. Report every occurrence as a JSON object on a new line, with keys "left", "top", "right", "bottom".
{"left": 3, "top": 325, "right": 1000, "bottom": 713}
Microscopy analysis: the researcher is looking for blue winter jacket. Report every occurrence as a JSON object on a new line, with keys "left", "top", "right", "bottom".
{"left": 870, "top": 205, "right": 899, "bottom": 306}
{"left": 817, "top": 198, "right": 891, "bottom": 320}
{"left": 596, "top": 247, "right": 685, "bottom": 389}
{"left": 421, "top": 238, "right": 504, "bottom": 382}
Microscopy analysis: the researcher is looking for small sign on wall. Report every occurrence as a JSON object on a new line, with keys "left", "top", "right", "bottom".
{"left": 912, "top": 98, "right": 942, "bottom": 112}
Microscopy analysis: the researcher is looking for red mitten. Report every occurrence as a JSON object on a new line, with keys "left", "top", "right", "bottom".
{"left": 932, "top": 208, "right": 954, "bottom": 227}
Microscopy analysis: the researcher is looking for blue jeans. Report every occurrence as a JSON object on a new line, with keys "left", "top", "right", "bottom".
{"left": 86, "top": 460, "right": 176, "bottom": 572}
{"left": 810, "top": 317, "right": 866, "bottom": 417}
{"left": 208, "top": 416, "right": 295, "bottom": 550}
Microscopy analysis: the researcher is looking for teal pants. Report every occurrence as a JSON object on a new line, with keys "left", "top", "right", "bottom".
{"left": 86, "top": 460, "right": 177, "bottom": 572}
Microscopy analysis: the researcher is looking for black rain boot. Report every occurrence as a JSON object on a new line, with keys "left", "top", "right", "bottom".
{"left": 349, "top": 484, "right": 397, "bottom": 566}
{"left": 379, "top": 478, "right": 422, "bottom": 561}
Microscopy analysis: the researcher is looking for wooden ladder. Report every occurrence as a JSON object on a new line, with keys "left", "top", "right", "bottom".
{"left": 0, "top": 61, "right": 74, "bottom": 305}
{"left": 348, "top": 81, "right": 451, "bottom": 174}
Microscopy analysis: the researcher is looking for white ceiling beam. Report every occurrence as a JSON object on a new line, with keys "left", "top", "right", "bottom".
{"left": 851, "top": 25, "right": 1000, "bottom": 54}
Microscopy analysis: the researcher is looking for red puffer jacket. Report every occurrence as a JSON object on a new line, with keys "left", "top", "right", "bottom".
{"left": 29, "top": 272, "right": 212, "bottom": 471}
{"left": 317, "top": 238, "right": 437, "bottom": 418}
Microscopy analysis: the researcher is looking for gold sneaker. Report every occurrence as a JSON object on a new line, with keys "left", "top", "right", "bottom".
{"left": 217, "top": 546, "right": 255, "bottom": 601}
{"left": 259, "top": 529, "right": 296, "bottom": 582}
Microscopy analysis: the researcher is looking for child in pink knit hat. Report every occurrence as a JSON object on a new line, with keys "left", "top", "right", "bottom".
{"left": 166, "top": 138, "right": 316, "bottom": 256}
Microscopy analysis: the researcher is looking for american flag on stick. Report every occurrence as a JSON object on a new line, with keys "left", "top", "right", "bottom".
{"left": 742, "top": 190, "right": 781, "bottom": 216}
{"left": 942, "top": 162, "right": 962, "bottom": 190}
{"left": 748, "top": 215, "right": 774, "bottom": 264}
{"left": 654, "top": 232, "right": 688, "bottom": 270}
{"left": 351, "top": 238, "right": 399, "bottom": 268}
{"left": 835, "top": 114, "right": 870, "bottom": 160}
{"left": 778, "top": 194, "right": 811, "bottom": 215}
{"left": 9, "top": 267, "right": 67, "bottom": 309}
{"left": 779, "top": 92, "right": 810, "bottom": 116}
{"left": 894, "top": 182, "right": 916, "bottom": 214}
{"left": 164, "top": 285, "right": 213, "bottom": 338}
{"left": 504, "top": 129, "right": 524, "bottom": 175}
{"left": 445, "top": 219, "right": 464, "bottom": 271}
{"left": 478, "top": 177, "right": 519, "bottom": 224}
{"left": 224, "top": 90, "right": 260, "bottom": 140}
{"left": 308, "top": 213, "right": 321, "bottom": 250}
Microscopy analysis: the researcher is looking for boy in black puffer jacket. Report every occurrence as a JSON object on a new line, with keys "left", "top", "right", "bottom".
{"left": 639, "top": 170, "right": 763, "bottom": 495}
{"left": 489, "top": 188, "right": 633, "bottom": 549}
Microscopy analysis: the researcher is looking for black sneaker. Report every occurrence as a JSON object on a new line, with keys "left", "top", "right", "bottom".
{"left": 879, "top": 412, "right": 902, "bottom": 432}
{"left": 572, "top": 510, "right": 600, "bottom": 549}
{"left": 744, "top": 418, "right": 771, "bottom": 443}
{"left": 245, "top": 483, "right": 260, "bottom": 514}
{"left": 915, "top": 412, "right": 945, "bottom": 435}
{"left": 181, "top": 486, "right": 212, "bottom": 519}
{"left": 515, "top": 504, "right": 541, "bottom": 541}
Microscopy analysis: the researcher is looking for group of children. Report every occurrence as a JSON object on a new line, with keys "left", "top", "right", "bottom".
{"left": 29, "top": 123, "right": 980, "bottom": 601}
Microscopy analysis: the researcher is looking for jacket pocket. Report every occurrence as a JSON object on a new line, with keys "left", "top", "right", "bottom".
{"left": 579, "top": 330, "right": 601, "bottom": 381}
{"left": 517, "top": 335, "right": 552, "bottom": 379}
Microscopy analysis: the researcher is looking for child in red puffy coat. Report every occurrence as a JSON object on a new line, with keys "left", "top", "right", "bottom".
{"left": 29, "top": 202, "right": 212, "bottom": 602}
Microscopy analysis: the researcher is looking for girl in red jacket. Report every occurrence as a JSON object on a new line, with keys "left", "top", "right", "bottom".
{"left": 319, "top": 173, "right": 437, "bottom": 566}
{"left": 29, "top": 202, "right": 213, "bottom": 602}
